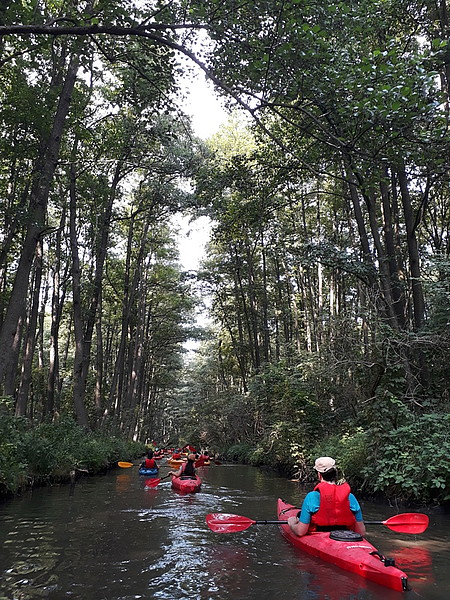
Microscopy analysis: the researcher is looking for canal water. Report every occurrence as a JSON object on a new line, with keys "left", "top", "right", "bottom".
{"left": 0, "top": 462, "right": 448, "bottom": 599}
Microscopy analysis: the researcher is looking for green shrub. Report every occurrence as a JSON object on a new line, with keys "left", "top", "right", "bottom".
{"left": 0, "top": 412, "right": 30, "bottom": 494}
{"left": 0, "top": 413, "right": 146, "bottom": 496}
{"left": 306, "top": 428, "right": 369, "bottom": 486}
{"left": 225, "top": 443, "right": 253, "bottom": 462}
{"left": 362, "top": 412, "right": 450, "bottom": 503}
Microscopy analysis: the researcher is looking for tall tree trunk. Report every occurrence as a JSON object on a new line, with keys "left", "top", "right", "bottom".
{"left": 0, "top": 55, "right": 78, "bottom": 389}
{"left": 94, "top": 306, "right": 103, "bottom": 419}
{"left": 45, "top": 208, "right": 68, "bottom": 420}
{"left": 69, "top": 157, "right": 89, "bottom": 427}
{"left": 396, "top": 163, "right": 426, "bottom": 331}
{"left": 260, "top": 230, "right": 270, "bottom": 362}
{"left": 343, "top": 156, "right": 377, "bottom": 289}
{"left": 15, "top": 240, "right": 43, "bottom": 415}
{"left": 107, "top": 210, "right": 150, "bottom": 419}
{"left": 71, "top": 157, "right": 125, "bottom": 427}
{"left": 362, "top": 187, "right": 401, "bottom": 328}
{"left": 380, "top": 165, "right": 407, "bottom": 329}
{"left": 231, "top": 243, "right": 255, "bottom": 373}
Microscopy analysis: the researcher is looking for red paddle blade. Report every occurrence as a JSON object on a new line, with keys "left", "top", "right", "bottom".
{"left": 206, "top": 513, "right": 256, "bottom": 533}
{"left": 144, "top": 478, "right": 161, "bottom": 488}
{"left": 384, "top": 513, "right": 429, "bottom": 534}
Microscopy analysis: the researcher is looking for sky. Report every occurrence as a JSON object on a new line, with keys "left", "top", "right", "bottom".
{"left": 174, "top": 73, "right": 228, "bottom": 349}
{"left": 182, "top": 73, "right": 229, "bottom": 141}
{"left": 175, "top": 71, "right": 227, "bottom": 272}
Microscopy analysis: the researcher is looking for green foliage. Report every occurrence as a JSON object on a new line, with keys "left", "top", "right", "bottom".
{"left": 251, "top": 420, "right": 309, "bottom": 472}
{"left": 225, "top": 443, "right": 254, "bottom": 463}
{"left": 1, "top": 0, "right": 450, "bottom": 510}
{"left": 309, "top": 429, "right": 370, "bottom": 485}
{"left": 0, "top": 414, "right": 145, "bottom": 496}
{"left": 0, "top": 406, "right": 29, "bottom": 495}
{"left": 248, "top": 361, "right": 325, "bottom": 437}
{"left": 423, "top": 254, "right": 450, "bottom": 332}
{"left": 362, "top": 412, "right": 450, "bottom": 503}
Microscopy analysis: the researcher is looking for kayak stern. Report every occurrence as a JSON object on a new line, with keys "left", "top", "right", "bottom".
{"left": 277, "top": 498, "right": 408, "bottom": 592}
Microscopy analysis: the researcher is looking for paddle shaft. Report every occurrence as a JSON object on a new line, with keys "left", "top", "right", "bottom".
{"left": 255, "top": 520, "right": 288, "bottom": 525}
{"left": 366, "top": 520, "right": 386, "bottom": 525}
{"left": 255, "top": 519, "right": 408, "bottom": 526}
{"left": 207, "top": 509, "right": 428, "bottom": 535}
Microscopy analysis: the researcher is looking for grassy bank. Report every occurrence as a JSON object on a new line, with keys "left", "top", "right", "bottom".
{"left": 0, "top": 413, "right": 146, "bottom": 498}
{"left": 222, "top": 411, "right": 450, "bottom": 506}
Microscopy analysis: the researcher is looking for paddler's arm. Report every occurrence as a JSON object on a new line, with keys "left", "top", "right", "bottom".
{"left": 350, "top": 494, "right": 366, "bottom": 536}
{"left": 354, "top": 520, "right": 366, "bottom": 536}
{"left": 287, "top": 515, "right": 310, "bottom": 537}
{"left": 168, "top": 467, "right": 182, "bottom": 477}
{"left": 287, "top": 491, "right": 317, "bottom": 536}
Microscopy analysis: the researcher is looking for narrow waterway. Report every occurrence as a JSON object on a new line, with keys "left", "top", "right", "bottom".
{"left": 0, "top": 461, "right": 447, "bottom": 600}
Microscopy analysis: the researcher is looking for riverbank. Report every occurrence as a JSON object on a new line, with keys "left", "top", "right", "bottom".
{"left": 0, "top": 414, "right": 145, "bottom": 499}
{"left": 221, "top": 420, "right": 450, "bottom": 508}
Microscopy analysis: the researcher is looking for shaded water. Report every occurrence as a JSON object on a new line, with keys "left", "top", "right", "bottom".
{"left": 0, "top": 462, "right": 448, "bottom": 599}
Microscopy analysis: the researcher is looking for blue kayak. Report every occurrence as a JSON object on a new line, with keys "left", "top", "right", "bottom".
{"left": 138, "top": 467, "right": 159, "bottom": 477}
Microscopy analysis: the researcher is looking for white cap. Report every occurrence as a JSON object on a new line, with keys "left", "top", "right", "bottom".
{"left": 314, "top": 457, "right": 336, "bottom": 473}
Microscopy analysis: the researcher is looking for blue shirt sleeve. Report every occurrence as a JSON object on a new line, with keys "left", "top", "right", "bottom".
{"left": 298, "top": 490, "right": 363, "bottom": 524}
{"left": 349, "top": 493, "right": 363, "bottom": 522}
{"left": 299, "top": 491, "right": 320, "bottom": 524}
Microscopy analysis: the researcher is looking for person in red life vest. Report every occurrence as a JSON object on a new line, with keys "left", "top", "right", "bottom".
{"left": 169, "top": 453, "right": 197, "bottom": 478}
{"left": 140, "top": 450, "right": 158, "bottom": 472}
{"left": 195, "top": 451, "right": 208, "bottom": 466}
{"left": 171, "top": 450, "right": 182, "bottom": 460}
{"left": 287, "top": 456, "right": 366, "bottom": 537}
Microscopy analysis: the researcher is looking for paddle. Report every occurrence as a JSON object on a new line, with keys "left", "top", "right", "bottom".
{"left": 365, "top": 513, "right": 429, "bottom": 534}
{"left": 118, "top": 460, "right": 168, "bottom": 470}
{"left": 144, "top": 474, "right": 172, "bottom": 488}
{"left": 206, "top": 512, "right": 429, "bottom": 535}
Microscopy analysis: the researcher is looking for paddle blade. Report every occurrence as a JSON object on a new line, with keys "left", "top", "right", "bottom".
{"left": 384, "top": 513, "right": 429, "bottom": 534}
{"left": 206, "top": 513, "right": 256, "bottom": 533}
{"left": 144, "top": 478, "right": 161, "bottom": 488}
{"left": 145, "top": 474, "right": 170, "bottom": 487}
{"left": 118, "top": 461, "right": 134, "bottom": 468}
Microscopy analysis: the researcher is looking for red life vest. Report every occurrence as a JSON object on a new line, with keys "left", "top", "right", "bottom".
{"left": 144, "top": 458, "right": 156, "bottom": 469}
{"left": 310, "top": 481, "right": 356, "bottom": 530}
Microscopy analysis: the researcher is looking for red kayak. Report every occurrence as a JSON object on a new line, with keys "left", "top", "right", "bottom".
{"left": 171, "top": 475, "right": 202, "bottom": 494}
{"left": 277, "top": 498, "right": 408, "bottom": 592}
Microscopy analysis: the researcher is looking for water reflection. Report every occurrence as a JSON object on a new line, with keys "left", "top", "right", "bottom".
{"left": 115, "top": 471, "right": 132, "bottom": 494}
{"left": 391, "top": 546, "right": 433, "bottom": 583}
{"left": 1, "top": 515, "right": 60, "bottom": 599}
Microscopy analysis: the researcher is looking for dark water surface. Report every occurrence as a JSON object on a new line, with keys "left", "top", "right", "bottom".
{"left": 0, "top": 462, "right": 448, "bottom": 600}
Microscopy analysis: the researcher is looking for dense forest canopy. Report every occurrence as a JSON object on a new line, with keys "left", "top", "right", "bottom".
{"left": 0, "top": 0, "right": 449, "bottom": 502}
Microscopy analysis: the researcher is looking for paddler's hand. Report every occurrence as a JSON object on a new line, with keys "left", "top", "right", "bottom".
{"left": 287, "top": 515, "right": 309, "bottom": 537}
